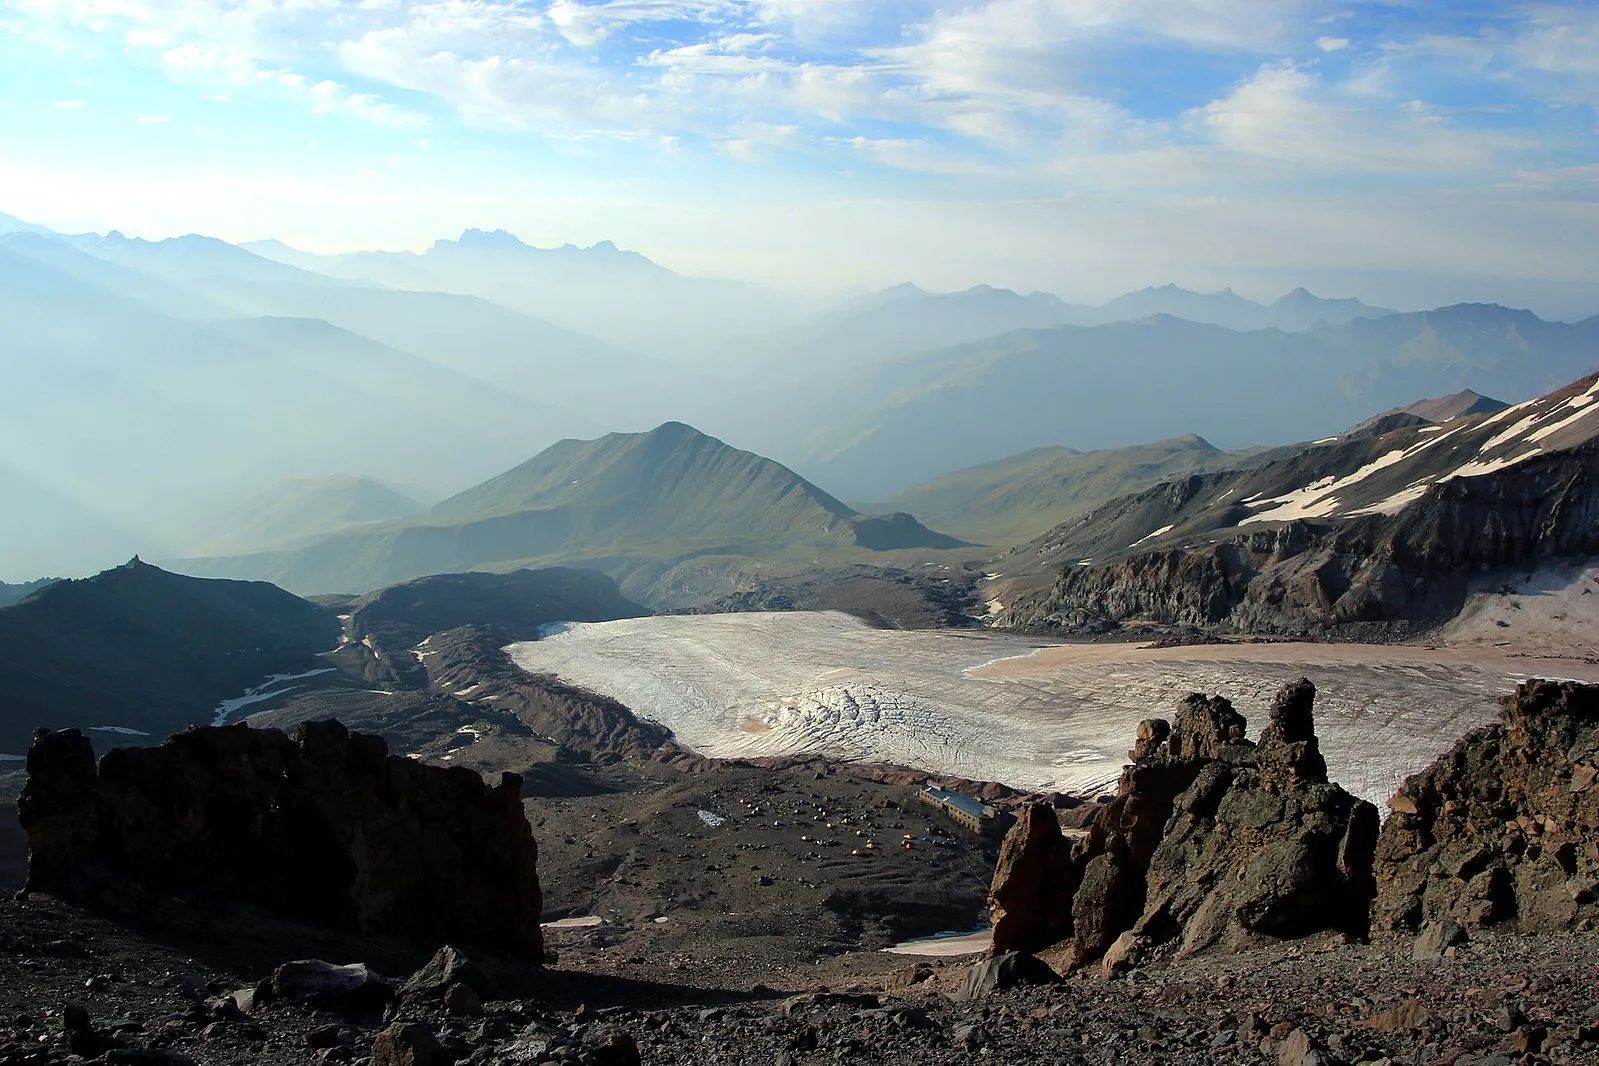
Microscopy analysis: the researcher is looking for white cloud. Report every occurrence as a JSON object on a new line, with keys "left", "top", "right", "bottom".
{"left": 719, "top": 121, "right": 799, "bottom": 162}
{"left": 545, "top": 0, "right": 739, "bottom": 47}
{"left": 15, "top": 0, "right": 430, "bottom": 129}
{"left": 337, "top": 18, "right": 643, "bottom": 133}
{"left": 1510, "top": 5, "right": 1599, "bottom": 79}
{"left": 3, "top": 0, "right": 1596, "bottom": 306}
{"left": 1191, "top": 62, "right": 1522, "bottom": 174}
{"left": 308, "top": 78, "right": 429, "bottom": 128}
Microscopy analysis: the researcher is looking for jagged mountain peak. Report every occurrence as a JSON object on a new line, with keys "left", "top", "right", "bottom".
{"left": 454, "top": 227, "right": 527, "bottom": 248}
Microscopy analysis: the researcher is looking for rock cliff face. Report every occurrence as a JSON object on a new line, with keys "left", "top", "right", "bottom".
{"left": 988, "top": 680, "right": 1378, "bottom": 971}
{"left": 1008, "top": 440, "right": 1599, "bottom": 637}
{"left": 1374, "top": 679, "right": 1599, "bottom": 935}
{"left": 18, "top": 721, "right": 544, "bottom": 958}
{"left": 998, "top": 372, "right": 1599, "bottom": 637}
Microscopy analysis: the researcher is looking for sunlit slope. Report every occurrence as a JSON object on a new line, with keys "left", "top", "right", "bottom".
{"left": 178, "top": 423, "right": 966, "bottom": 598}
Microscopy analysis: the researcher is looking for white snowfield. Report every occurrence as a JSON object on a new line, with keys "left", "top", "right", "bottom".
{"left": 506, "top": 612, "right": 1599, "bottom": 805}
{"left": 212, "top": 667, "right": 337, "bottom": 725}
{"left": 1231, "top": 374, "right": 1599, "bottom": 528}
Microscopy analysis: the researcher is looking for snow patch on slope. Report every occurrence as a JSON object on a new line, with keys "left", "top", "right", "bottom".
{"left": 1128, "top": 524, "right": 1175, "bottom": 548}
{"left": 213, "top": 668, "right": 336, "bottom": 725}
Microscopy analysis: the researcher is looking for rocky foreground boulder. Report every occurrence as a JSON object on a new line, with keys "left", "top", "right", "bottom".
{"left": 1375, "top": 678, "right": 1599, "bottom": 935}
{"left": 18, "top": 720, "right": 544, "bottom": 957}
{"left": 989, "top": 679, "right": 1378, "bottom": 972}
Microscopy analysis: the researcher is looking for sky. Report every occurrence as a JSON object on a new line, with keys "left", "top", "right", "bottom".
{"left": 1, "top": 0, "right": 1597, "bottom": 313}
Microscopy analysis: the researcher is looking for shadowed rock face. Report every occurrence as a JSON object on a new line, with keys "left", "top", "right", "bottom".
{"left": 18, "top": 721, "right": 543, "bottom": 958}
{"left": 1375, "top": 679, "right": 1599, "bottom": 934}
{"left": 988, "top": 678, "right": 1378, "bottom": 971}
{"left": 988, "top": 804, "right": 1074, "bottom": 954}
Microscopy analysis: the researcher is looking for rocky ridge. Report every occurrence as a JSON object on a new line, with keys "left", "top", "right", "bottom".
{"left": 1375, "top": 678, "right": 1599, "bottom": 936}
{"left": 997, "top": 371, "right": 1599, "bottom": 638}
{"left": 18, "top": 720, "right": 544, "bottom": 958}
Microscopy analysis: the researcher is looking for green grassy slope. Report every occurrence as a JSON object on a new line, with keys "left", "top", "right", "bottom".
{"left": 175, "top": 423, "right": 966, "bottom": 600}
{"left": 874, "top": 435, "right": 1258, "bottom": 546}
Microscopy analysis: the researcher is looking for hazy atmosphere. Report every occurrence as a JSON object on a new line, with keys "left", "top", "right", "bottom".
{"left": 4, "top": 1, "right": 1599, "bottom": 309}
{"left": 3, "top": 5, "right": 1599, "bottom": 1064}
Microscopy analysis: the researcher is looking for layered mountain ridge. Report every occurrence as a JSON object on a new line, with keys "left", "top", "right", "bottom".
{"left": 6, "top": 205, "right": 1598, "bottom": 587}
{"left": 176, "top": 422, "right": 965, "bottom": 604}
{"left": 744, "top": 304, "right": 1599, "bottom": 498}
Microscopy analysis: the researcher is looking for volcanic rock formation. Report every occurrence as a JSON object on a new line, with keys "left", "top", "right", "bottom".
{"left": 988, "top": 679, "right": 1378, "bottom": 971}
{"left": 1374, "top": 678, "right": 1599, "bottom": 935}
{"left": 18, "top": 720, "right": 544, "bottom": 957}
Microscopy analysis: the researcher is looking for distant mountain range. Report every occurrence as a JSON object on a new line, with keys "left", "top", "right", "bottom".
{"left": 194, "top": 475, "right": 428, "bottom": 556}
{"left": 245, "top": 229, "right": 811, "bottom": 365}
{"left": 0, "top": 558, "right": 337, "bottom": 754}
{"left": 6, "top": 206, "right": 1598, "bottom": 584}
{"left": 1087, "top": 284, "right": 1393, "bottom": 332}
{"left": 734, "top": 304, "right": 1599, "bottom": 499}
{"left": 0, "top": 229, "right": 615, "bottom": 573}
{"left": 175, "top": 422, "right": 966, "bottom": 604}
{"left": 717, "top": 282, "right": 1395, "bottom": 380}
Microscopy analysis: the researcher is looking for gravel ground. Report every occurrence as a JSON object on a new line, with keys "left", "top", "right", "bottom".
{"left": 528, "top": 761, "right": 1001, "bottom": 983}
{"left": 4, "top": 893, "right": 1596, "bottom": 1065}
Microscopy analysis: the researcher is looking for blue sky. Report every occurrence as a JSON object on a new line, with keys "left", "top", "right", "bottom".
{"left": 2, "top": 1, "right": 1597, "bottom": 312}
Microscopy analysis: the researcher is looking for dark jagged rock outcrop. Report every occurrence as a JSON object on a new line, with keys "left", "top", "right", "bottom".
{"left": 989, "top": 804, "right": 1074, "bottom": 954}
{"left": 1168, "top": 692, "right": 1249, "bottom": 761}
{"left": 1374, "top": 679, "right": 1599, "bottom": 935}
{"left": 988, "top": 679, "right": 1378, "bottom": 972}
{"left": 18, "top": 721, "right": 544, "bottom": 957}
{"left": 1122, "top": 680, "right": 1376, "bottom": 965}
